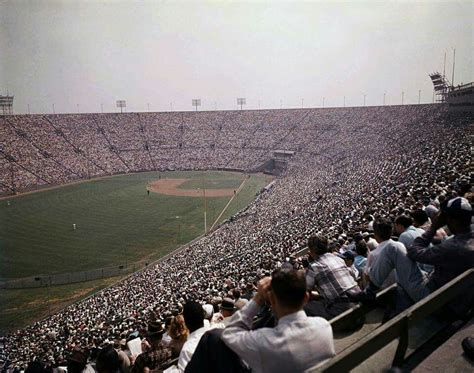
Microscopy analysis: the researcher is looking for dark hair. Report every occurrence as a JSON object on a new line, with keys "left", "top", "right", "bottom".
{"left": 232, "top": 288, "right": 241, "bottom": 300}
{"left": 373, "top": 217, "right": 393, "bottom": 241}
{"left": 411, "top": 209, "right": 428, "bottom": 226}
{"left": 183, "top": 301, "right": 204, "bottom": 332}
{"left": 355, "top": 240, "right": 368, "bottom": 257}
{"left": 271, "top": 269, "right": 307, "bottom": 308}
{"left": 25, "top": 361, "right": 52, "bottom": 373}
{"left": 308, "top": 235, "right": 328, "bottom": 255}
{"left": 394, "top": 215, "right": 413, "bottom": 229}
{"left": 96, "top": 345, "right": 119, "bottom": 373}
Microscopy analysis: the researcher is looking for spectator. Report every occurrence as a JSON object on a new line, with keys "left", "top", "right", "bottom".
{"left": 222, "top": 269, "right": 335, "bottom": 373}
{"left": 367, "top": 218, "right": 429, "bottom": 313}
{"left": 354, "top": 240, "right": 368, "bottom": 274}
{"left": 174, "top": 302, "right": 209, "bottom": 371}
{"left": 66, "top": 347, "right": 94, "bottom": 373}
{"left": 96, "top": 345, "right": 119, "bottom": 373}
{"left": 131, "top": 321, "right": 172, "bottom": 373}
{"left": 304, "top": 235, "right": 361, "bottom": 319}
{"left": 168, "top": 315, "right": 189, "bottom": 358}
{"left": 408, "top": 197, "right": 474, "bottom": 315}
{"left": 213, "top": 298, "right": 237, "bottom": 328}
{"left": 395, "top": 215, "right": 424, "bottom": 249}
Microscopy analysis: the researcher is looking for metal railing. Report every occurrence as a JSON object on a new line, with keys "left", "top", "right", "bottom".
{"left": 309, "top": 268, "right": 474, "bottom": 372}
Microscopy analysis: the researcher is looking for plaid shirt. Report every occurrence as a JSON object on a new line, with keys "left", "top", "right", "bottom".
{"left": 306, "top": 252, "right": 358, "bottom": 302}
{"left": 131, "top": 342, "right": 172, "bottom": 373}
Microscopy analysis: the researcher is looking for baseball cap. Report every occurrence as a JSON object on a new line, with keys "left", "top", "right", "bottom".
{"left": 443, "top": 197, "right": 472, "bottom": 216}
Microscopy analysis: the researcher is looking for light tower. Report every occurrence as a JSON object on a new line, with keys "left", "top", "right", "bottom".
{"left": 192, "top": 99, "right": 201, "bottom": 112}
{"left": 237, "top": 98, "right": 246, "bottom": 110}
{"left": 116, "top": 100, "right": 126, "bottom": 113}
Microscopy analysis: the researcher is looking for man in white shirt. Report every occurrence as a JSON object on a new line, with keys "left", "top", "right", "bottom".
{"left": 174, "top": 301, "right": 210, "bottom": 371}
{"left": 222, "top": 268, "right": 335, "bottom": 373}
{"left": 394, "top": 215, "right": 424, "bottom": 249}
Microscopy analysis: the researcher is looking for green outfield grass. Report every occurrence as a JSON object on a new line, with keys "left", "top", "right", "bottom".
{"left": 0, "top": 170, "right": 272, "bottom": 333}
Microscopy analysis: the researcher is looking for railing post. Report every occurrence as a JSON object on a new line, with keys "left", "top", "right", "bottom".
{"left": 392, "top": 315, "right": 409, "bottom": 367}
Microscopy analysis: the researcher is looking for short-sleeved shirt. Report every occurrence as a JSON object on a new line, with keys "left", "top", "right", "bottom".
{"left": 306, "top": 252, "right": 359, "bottom": 302}
{"left": 131, "top": 342, "right": 172, "bottom": 373}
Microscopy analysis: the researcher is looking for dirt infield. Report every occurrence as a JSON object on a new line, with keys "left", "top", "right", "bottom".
{"left": 147, "top": 178, "right": 238, "bottom": 197}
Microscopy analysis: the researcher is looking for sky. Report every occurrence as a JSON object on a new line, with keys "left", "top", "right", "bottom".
{"left": 0, "top": 0, "right": 472, "bottom": 114}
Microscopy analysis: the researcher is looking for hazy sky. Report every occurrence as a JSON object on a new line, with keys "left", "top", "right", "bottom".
{"left": 1, "top": 0, "right": 472, "bottom": 114}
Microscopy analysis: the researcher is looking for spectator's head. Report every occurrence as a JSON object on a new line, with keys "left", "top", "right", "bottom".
{"left": 442, "top": 197, "right": 472, "bottom": 234}
{"left": 146, "top": 320, "right": 165, "bottom": 344}
{"left": 96, "top": 345, "right": 119, "bottom": 373}
{"left": 183, "top": 301, "right": 205, "bottom": 333}
{"left": 411, "top": 209, "right": 428, "bottom": 228}
{"left": 231, "top": 288, "right": 241, "bottom": 300}
{"left": 269, "top": 268, "right": 308, "bottom": 317}
{"left": 355, "top": 240, "right": 368, "bottom": 257}
{"left": 338, "top": 250, "right": 355, "bottom": 267}
{"left": 308, "top": 235, "right": 328, "bottom": 259}
{"left": 25, "top": 361, "right": 51, "bottom": 373}
{"left": 202, "top": 304, "right": 214, "bottom": 321}
{"left": 220, "top": 297, "right": 236, "bottom": 318}
{"left": 66, "top": 347, "right": 89, "bottom": 373}
{"left": 373, "top": 217, "right": 393, "bottom": 243}
{"left": 168, "top": 314, "right": 189, "bottom": 341}
{"left": 394, "top": 215, "right": 413, "bottom": 235}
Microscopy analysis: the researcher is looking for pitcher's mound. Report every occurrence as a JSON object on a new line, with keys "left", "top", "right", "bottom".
{"left": 148, "top": 178, "right": 236, "bottom": 197}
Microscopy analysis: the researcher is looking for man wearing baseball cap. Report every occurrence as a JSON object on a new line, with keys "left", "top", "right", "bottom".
{"left": 408, "top": 196, "right": 474, "bottom": 298}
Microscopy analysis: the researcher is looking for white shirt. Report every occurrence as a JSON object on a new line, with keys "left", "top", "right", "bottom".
{"left": 365, "top": 240, "right": 396, "bottom": 288}
{"left": 176, "top": 324, "right": 209, "bottom": 371}
{"left": 222, "top": 300, "right": 335, "bottom": 373}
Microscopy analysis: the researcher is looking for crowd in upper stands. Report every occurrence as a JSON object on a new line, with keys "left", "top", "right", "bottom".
{"left": 0, "top": 104, "right": 473, "bottom": 372}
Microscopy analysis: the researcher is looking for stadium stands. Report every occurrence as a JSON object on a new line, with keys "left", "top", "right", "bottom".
{"left": 0, "top": 104, "right": 472, "bottom": 371}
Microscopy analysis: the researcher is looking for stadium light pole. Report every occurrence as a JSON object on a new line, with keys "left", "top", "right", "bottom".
{"left": 147, "top": 103, "right": 150, "bottom": 112}
{"left": 192, "top": 99, "right": 201, "bottom": 112}
{"left": 52, "top": 103, "right": 55, "bottom": 114}
{"left": 301, "top": 98, "right": 304, "bottom": 109}
{"left": 27, "top": 104, "right": 30, "bottom": 114}
{"left": 323, "top": 97, "right": 325, "bottom": 108}
{"left": 443, "top": 51, "right": 447, "bottom": 79}
{"left": 77, "top": 104, "right": 79, "bottom": 113}
{"left": 418, "top": 90, "right": 421, "bottom": 104}
{"left": 451, "top": 47, "right": 456, "bottom": 87}
{"left": 402, "top": 91, "right": 404, "bottom": 105}
{"left": 170, "top": 102, "right": 173, "bottom": 112}
{"left": 343, "top": 96, "right": 345, "bottom": 108}
{"left": 101, "top": 103, "right": 103, "bottom": 113}
{"left": 280, "top": 99, "right": 282, "bottom": 109}
{"left": 363, "top": 94, "right": 366, "bottom": 107}
{"left": 237, "top": 98, "right": 246, "bottom": 110}
{"left": 258, "top": 100, "right": 261, "bottom": 109}
{"left": 383, "top": 93, "right": 386, "bottom": 106}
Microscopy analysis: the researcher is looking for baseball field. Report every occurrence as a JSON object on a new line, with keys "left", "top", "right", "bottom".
{"left": 0, "top": 170, "right": 272, "bottom": 333}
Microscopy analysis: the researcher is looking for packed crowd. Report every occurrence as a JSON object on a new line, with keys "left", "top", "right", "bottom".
{"left": 1, "top": 104, "right": 472, "bottom": 372}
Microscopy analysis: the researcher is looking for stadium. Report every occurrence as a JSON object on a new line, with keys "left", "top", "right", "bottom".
{"left": 1, "top": 2, "right": 473, "bottom": 373}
